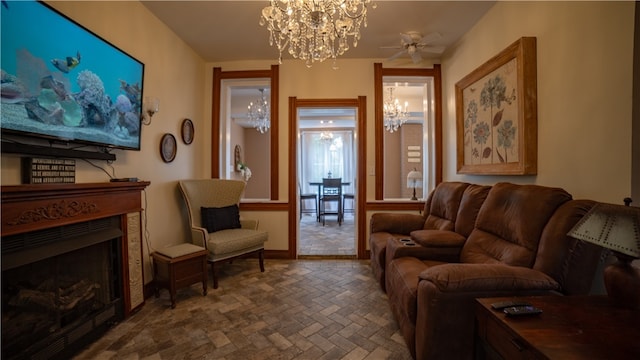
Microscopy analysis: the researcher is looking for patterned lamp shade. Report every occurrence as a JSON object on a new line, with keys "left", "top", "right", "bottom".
{"left": 568, "top": 203, "right": 640, "bottom": 259}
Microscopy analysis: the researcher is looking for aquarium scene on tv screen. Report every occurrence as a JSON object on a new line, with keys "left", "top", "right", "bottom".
{"left": 1, "top": 0, "right": 145, "bottom": 150}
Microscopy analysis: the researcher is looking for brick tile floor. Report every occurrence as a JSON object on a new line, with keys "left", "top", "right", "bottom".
{"left": 74, "top": 259, "right": 412, "bottom": 360}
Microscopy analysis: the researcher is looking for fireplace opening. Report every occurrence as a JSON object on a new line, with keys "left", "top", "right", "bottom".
{"left": 2, "top": 217, "right": 125, "bottom": 360}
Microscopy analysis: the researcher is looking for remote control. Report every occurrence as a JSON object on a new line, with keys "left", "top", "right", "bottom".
{"left": 503, "top": 305, "right": 542, "bottom": 317}
{"left": 490, "top": 300, "right": 532, "bottom": 310}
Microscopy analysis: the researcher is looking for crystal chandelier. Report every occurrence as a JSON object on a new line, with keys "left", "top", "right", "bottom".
{"left": 260, "top": 0, "right": 375, "bottom": 68}
{"left": 383, "top": 87, "right": 409, "bottom": 133}
{"left": 247, "top": 89, "right": 270, "bottom": 134}
{"left": 319, "top": 131, "right": 334, "bottom": 143}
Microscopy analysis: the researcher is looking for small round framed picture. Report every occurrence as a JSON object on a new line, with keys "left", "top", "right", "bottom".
{"left": 160, "top": 133, "right": 177, "bottom": 163}
{"left": 181, "top": 118, "right": 194, "bottom": 145}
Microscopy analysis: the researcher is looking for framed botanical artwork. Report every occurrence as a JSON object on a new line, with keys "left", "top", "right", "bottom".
{"left": 455, "top": 37, "right": 537, "bottom": 175}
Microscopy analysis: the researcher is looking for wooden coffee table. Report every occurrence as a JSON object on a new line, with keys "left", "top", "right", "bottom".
{"left": 475, "top": 295, "right": 640, "bottom": 359}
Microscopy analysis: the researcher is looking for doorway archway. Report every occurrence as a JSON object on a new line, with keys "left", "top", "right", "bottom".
{"left": 287, "top": 97, "right": 367, "bottom": 259}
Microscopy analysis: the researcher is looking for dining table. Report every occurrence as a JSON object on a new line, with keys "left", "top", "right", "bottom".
{"left": 308, "top": 181, "right": 351, "bottom": 196}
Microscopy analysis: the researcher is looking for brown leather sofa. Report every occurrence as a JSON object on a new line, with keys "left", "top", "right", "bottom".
{"left": 370, "top": 182, "right": 603, "bottom": 359}
{"left": 369, "top": 182, "right": 490, "bottom": 291}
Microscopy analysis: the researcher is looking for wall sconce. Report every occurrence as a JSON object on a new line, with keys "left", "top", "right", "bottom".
{"left": 142, "top": 96, "right": 159, "bottom": 125}
{"left": 406, "top": 168, "right": 423, "bottom": 200}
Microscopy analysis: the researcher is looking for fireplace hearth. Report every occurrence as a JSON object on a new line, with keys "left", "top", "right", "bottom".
{"left": 1, "top": 182, "right": 149, "bottom": 360}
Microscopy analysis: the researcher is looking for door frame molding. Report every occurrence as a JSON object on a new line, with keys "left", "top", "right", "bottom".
{"left": 288, "top": 97, "right": 367, "bottom": 259}
{"left": 212, "top": 65, "right": 279, "bottom": 200}
{"left": 374, "top": 63, "right": 443, "bottom": 200}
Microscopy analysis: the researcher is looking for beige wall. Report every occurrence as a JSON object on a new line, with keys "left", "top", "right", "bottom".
{"left": 243, "top": 127, "right": 270, "bottom": 199}
{"left": 2, "top": 2, "right": 635, "bottom": 261}
{"left": 442, "top": 1, "right": 634, "bottom": 203}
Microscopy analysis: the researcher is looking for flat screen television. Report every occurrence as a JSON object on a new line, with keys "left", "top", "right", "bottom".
{"left": 1, "top": 0, "right": 145, "bottom": 152}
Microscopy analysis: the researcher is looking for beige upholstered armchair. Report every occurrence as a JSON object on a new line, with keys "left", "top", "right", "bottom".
{"left": 178, "top": 179, "right": 268, "bottom": 288}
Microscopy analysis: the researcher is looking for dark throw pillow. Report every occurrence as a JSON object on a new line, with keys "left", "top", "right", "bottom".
{"left": 201, "top": 205, "right": 241, "bottom": 233}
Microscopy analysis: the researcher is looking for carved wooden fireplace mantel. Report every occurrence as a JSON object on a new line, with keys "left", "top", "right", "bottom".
{"left": 1, "top": 181, "right": 150, "bottom": 316}
{"left": 2, "top": 182, "right": 150, "bottom": 236}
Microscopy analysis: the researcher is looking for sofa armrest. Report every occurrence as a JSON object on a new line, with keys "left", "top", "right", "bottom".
{"left": 191, "top": 218, "right": 258, "bottom": 248}
{"left": 240, "top": 218, "right": 258, "bottom": 230}
{"left": 418, "top": 263, "right": 560, "bottom": 293}
{"left": 370, "top": 213, "right": 425, "bottom": 235}
{"left": 386, "top": 237, "right": 462, "bottom": 264}
{"left": 414, "top": 263, "right": 560, "bottom": 360}
{"left": 190, "top": 226, "right": 208, "bottom": 249}
{"left": 410, "top": 229, "right": 466, "bottom": 248}
{"left": 386, "top": 229, "right": 467, "bottom": 264}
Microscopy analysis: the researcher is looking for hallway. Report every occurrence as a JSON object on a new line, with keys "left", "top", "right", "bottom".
{"left": 298, "top": 213, "right": 356, "bottom": 258}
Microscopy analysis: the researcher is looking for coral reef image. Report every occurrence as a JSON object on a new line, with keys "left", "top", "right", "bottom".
{"left": 1, "top": 0, "right": 144, "bottom": 150}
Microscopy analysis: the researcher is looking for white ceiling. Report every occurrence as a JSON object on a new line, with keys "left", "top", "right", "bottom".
{"left": 144, "top": 1, "right": 495, "bottom": 129}
{"left": 141, "top": 1, "right": 496, "bottom": 63}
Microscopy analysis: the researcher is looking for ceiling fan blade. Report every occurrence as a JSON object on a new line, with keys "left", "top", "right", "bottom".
{"left": 400, "top": 32, "right": 414, "bottom": 44}
{"left": 387, "top": 50, "right": 406, "bottom": 61}
{"left": 410, "top": 51, "right": 423, "bottom": 63}
{"left": 420, "top": 45, "right": 446, "bottom": 54}
{"left": 379, "top": 45, "right": 403, "bottom": 49}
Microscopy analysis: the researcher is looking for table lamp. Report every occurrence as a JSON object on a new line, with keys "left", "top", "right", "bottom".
{"left": 567, "top": 200, "right": 640, "bottom": 309}
{"left": 406, "top": 168, "right": 423, "bottom": 201}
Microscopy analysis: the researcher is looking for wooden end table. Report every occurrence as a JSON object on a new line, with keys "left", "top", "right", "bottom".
{"left": 475, "top": 295, "right": 640, "bottom": 359}
{"left": 152, "top": 244, "right": 209, "bottom": 309}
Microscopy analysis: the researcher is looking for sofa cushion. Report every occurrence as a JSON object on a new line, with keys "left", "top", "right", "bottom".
{"left": 207, "top": 228, "right": 267, "bottom": 255}
{"left": 156, "top": 243, "right": 206, "bottom": 258}
{"left": 423, "top": 182, "right": 470, "bottom": 230}
{"left": 454, "top": 184, "right": 491, "bottom": 237}
{"left": 461, "top": 182, "right": 572, "bottom": 266}
{"left": 201, "top": 205, "right": 241, "bottom": 233}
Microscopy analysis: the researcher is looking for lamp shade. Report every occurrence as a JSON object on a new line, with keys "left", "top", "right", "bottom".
{"left": 567, "top": 203, "right": 640, "bottom": 259}
{"left": 406, "top": 170, "right": 423, "bottom": 188}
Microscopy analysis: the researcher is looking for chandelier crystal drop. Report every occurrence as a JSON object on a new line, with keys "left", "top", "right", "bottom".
{"left": 383, "top": 87, "right": 409, "bottom": 133}
{"left": 247, "top": 89, "right": 270, "bottom": 134}
{"left": 260, "top": 0, "right": 375, "bottom": 68}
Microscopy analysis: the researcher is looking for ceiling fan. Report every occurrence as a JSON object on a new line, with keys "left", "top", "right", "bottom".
{"left": 381, "top": 31, "right": 445, "bottom": 63}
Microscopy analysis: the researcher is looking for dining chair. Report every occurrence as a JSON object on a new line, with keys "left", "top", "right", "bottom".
{"left": 299, "top": 182, "right": 318, "bottom": 221}
{"left": 319, "top": 178, "right": 343, "bottom": 226}
{"left": 343, "top": 192, "right": 355, "bottom": 217}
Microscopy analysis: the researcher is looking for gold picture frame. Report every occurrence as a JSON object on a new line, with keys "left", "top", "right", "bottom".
{"left": 455, "top": 37, "right": 537, "bottom": 175}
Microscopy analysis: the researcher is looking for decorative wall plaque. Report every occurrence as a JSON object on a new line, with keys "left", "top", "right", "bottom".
{"left": 21, "top": 157, "right": 75, "bottom": 184}
{"left": 181, "top": 118, "right": 194, "bottom": 145}
{"left": 160, "top": 133, "right": 177, "bottom": 163}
